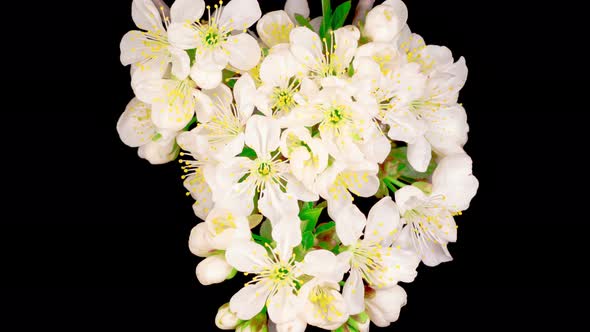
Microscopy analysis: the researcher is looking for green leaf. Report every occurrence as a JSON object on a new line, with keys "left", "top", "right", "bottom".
{"left": 319, "top": 0, "right": 332, "bottom": 40}
{"left": 260, "top": 219, "right": 273, "bottom": 241}
{"left": 302, "top": 231, "right": 315, "bottom": 250}
{"left": 239, "top": 146, "right": 257, "bottom": 159}
{"left": 222, "top": 69, "right": 236, "bottom": 88}
{"left": 183, "top": 116, "right": 197, "bottom": 131}
{"left": 331, "top": 1, "right": 351, "bottom": 30}
{"left": 315, "top": 221, "right": 335, "bottom": 235}
{"left": 295, "top": 14, "right": 314, "bottom": 30}
{"left": 299, "top": 206, "right": 325, "bottom": 234}
{"left": 186, "top": 49, "right": 197, "bottom": 66}
{"left": 252, "top": 233, "right": 272, "bottom": 245}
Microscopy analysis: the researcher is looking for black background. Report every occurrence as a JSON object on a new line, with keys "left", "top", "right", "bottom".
{"left": 2, "top": 0, "right": 586, "bottom": 330}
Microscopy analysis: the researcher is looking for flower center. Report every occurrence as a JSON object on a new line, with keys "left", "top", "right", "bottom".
{"left": 257, "top": 162, "right": 272, "bottom": 176}
{"left": 203, "top": 26, "right": 221, "bottom": 47}
{"left": 328, "top": 108, "right": 344, "bottom": 124}
{"left": 274, "top": 90, "right": 295, "bottom": 111}
{"left": 271, "top": 266, "right": 291, "bottom": 281}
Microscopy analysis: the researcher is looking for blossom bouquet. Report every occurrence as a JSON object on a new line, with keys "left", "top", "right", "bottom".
{"left": 117, "top": 0, "right": 479, "bottom": 330}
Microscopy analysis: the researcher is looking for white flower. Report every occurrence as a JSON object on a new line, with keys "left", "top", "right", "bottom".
{"left": 336, "top": 197, "right": 420, "bottom": 315}
{"left": 364, "top": 285, "right": 407, "bottom": 327}
{"left": 168, "top": 0, "right": 262, "bottom": 89}
{"left": 256, "top": 45, "right": 312, "bottom": 126}
{"left": 188, "top": 222, "right": 216, "bottom": 256}
{"left": 397, "top": 32, "right": 470, "bottom": 157}
{"left": 394, "top": 153, "right": 478, "bottom": 266}
{"left": 353, "top": 45, "right": 431, "bottom": 171}
{"left": 315, "top": 161, "right": 380, "bottom": 217}
{"left": 117, "top": 98, "right": 180, "bottom": 165}
{"left": 291, "top": 84, "right": 383, "bottom": 164}
{"left": 120, "top": 0, "right": 191, "bottom": 84}
{"left": 117, "top": 98, "right": 158, "bottom": 148}
{"left": 226, "top": 218, "right": 302, "bottom": 323}
{"left": 133, "top": 70, "right": 197, "bottom": 131}
{"left": 256, "top": 11, "right": 295, "bottom": 48}
{"left": 297, "top": 250, "right": 350, "bottom": 330}
{"left": 289, "top": 26, "right": 360, "bottom": 82}
{"left": 196, "top": 253, "right": 234, "bottom": 285}
{"left": 188, "top": 208, "right": 251, "bottom": 256}
{"left": 363, "top": 0, "right": 408, "bottom": 44}
{"left": 190, "top": 74, "right": 256, "bottom": 162}
{"left": 279, "top": 126, "right": 327, "bottom": 198}
{"left": 216, "top": 115, "right": 298, "bottom": 222}
{"left": 216, "top": 303, "right": 241, "bottom": 330}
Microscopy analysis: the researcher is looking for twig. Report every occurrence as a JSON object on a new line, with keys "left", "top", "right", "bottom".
{"left": 352, "top": 0, "right": 375, "bottom": 27}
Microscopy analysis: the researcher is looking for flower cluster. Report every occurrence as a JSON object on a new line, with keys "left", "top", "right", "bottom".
{"left": 117, "top": 0, "right": 479, "bottom": 331}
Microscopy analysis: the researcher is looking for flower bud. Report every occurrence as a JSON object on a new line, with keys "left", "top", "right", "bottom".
{"left": 188, "top": 223, "right": 214, "bottom": 257}
{"left": 195, "top": 254, "right": 234, "bottom": 286}
{"left": 216, "top": 303, "right": 241, "bottom": 330}
{"left": 365, "top": 285, "right": 407, "bottom": 327}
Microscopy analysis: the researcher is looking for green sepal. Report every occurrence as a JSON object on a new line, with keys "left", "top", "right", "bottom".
{"left": 295, "top": 14, "right": 314, "bottom": 31}
{"left": 331, "top": 1, "right": 352, "bottom": 30}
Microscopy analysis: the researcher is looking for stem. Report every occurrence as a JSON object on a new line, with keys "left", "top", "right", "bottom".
{"left": 383, "top": 178, "right": 397, "bottom": 193}
{"left": 353, "top": 0, "right": 376, "bottom": 27}
{"left": 183, "top": 116, "right": 197, "bottom": 131}
{"left": 385, "top": 177, "right": 408, "bottom": 189}
{"left": 151, "top": 0, "right": 170, "bottom": 20}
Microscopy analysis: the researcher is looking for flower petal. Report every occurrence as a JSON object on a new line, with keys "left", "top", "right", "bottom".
{"left": 190, "top": 65, "right": 223, "bottom": 89}
{"left": 117, "top": 98, "right": 156, "bottom": 147}
{"left": 168, "top": 46, "right": 191, "bottom": 79}
{"left": 188, "top": 222, "right": 215, "bottom": 257}
{"left": 226, "top": 33, "right": 262, "bottom": 71}
{"left": 259, "top": 183, "right": 299, "bottom": 226}
{"left": 333, "top": 203, "right": 366, "bottom": 246}
{"left": 230, "top": 281, "right": 272, "bottom": 320}
{"left": 271, "top": 214, "right": 301, "bottom": 262}
{"left": 132, "top": 0, "right": 164, "bottom": 32}
{"left": 364, "top": 1, "right": 407, "bottom": 43}
{"left": 364, "top": 196, "right": 401, "bottom": 246}
{"left": 365, "top": 285, "right": 407, "bottom": 327}
{"left": 301, "top": 250, "right": 348, "bottom": 283}
{"left": 220, "top": 0, "right": 262, "bottom": 31}
{"left": 245, "top": 115, "right": 281, "bottom": 158}
{"left": 289, "top": 27, "right": 323, "bottom": 70}
{"left": 267, "top": 286, "right": 298, "bottom": 324}
{"left": 257, "top": 11, "right": 294, "bottom": 48}
{"left": 168, "top": 22, "right": 199, "bottom": 49}
{"left": 170, "top": 0, "right": 205, "bottom": 24}
{"left": 234, "top": 73, "right": 257, "bottom": 119}
{"left": 343, "top": 269, "right": 365, "bottom": 315}
{"left": 285, "top": 0, "right": 310, "bottom": 21}
{"left": 407, "top": 135, "right": 431, "bottom": 173}
{"left": 394, "top": 185, "right": 428, "bottom": 215}
{"left": 195, "top": 254, "right": 233, "bottom": 285}
{"left": 432, "top": 153, "right": 479, "bottom": 212}
{"left": 225, "top": 240, "right": 270, "bottom": 273}
{"left": 425, "top": 104, "right": 469, "bottom": 156}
